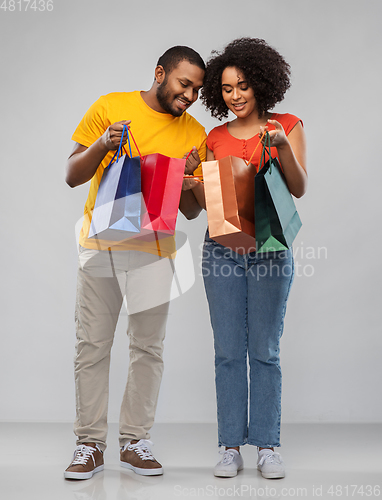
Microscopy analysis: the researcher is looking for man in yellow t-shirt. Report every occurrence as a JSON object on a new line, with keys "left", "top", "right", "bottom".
{"left": 64, "top": 46, "right": 206, "bottom": 480}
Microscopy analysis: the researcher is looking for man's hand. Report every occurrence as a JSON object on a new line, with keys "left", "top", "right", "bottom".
{"left": 183, "top": 146, "right": 201, "bottom": 175}
{"left": 182, "top": 175, "right": 201, "bottom": 191}
{"left": 66, "top": 119, "right": 131, "bottom": 188}
{"left": 102, "top": 120, "right": 132, "bottom": 151}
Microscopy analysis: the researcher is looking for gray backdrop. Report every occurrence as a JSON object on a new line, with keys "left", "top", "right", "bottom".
{"left": 1, "top": 0, "right": 381, "bottom": 425}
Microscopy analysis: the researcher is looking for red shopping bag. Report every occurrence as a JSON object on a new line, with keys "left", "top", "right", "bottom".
{"left": 127, "top": 128, "right": 186, "bottom": 242}
{"left": 141, "top": 153, "right": 185, "bottom": 233}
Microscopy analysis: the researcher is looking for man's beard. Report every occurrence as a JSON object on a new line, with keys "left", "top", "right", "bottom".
{"left": 156, "top": 77, "right": 183, "bottom": 117}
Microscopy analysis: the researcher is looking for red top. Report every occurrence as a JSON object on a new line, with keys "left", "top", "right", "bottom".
{"left": 206, "top": 112, "right": 302, "bottom": 170}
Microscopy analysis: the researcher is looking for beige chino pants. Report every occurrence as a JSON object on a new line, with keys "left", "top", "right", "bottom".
{"left": 73, "top": 245, "right": 174, "bottom": 451}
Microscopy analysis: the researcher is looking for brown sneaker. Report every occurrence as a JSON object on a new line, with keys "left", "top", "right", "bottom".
{"left": 120, "top": 439, "right": 163, "bottom": 476}
{"left": 64, "top": 443, "right": 104, "bottom": 480}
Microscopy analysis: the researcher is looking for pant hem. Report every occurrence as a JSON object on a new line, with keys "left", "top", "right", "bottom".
{"left": 247, "top": 441, "right": 281, "bottom": 448}
{"left": 77, "top": 440, "right": 107, "bottom": 453}
{"left": 218, "top": 441, "right": 247, "bottom": 448}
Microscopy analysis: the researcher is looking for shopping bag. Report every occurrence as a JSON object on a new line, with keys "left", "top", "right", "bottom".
{"left": 89, "top": 124, "right": 142, "bottom": 242}
{"left": 140, "top": 153, "right": 186, "bottom": 236}
{"left": 202, "top": 134, "right": 267, "bottom": 255}
{"left": 125, "top": 128, "right": 186, "bottom": 243}
{"left": 255, "top": 132, "right": 302, "bottom": 253}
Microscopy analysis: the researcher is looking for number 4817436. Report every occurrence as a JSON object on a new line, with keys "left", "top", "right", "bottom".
{"left": 0, "top": 0, "right": 54, "bottom": 11}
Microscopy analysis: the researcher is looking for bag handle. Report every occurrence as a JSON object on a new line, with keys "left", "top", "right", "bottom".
{"left": 258, "top": 131, "right": 273, "bottom": 174}
{"left": 245, "top": 131, "right": 266, "bottom": 166}
{"left": 116, "top": 124, "right": 132, "bottom": 159}
{"left": 106, "top": 124, "right": 131, "bottom": 169}
{"left": 105, "top": 124, "right": 143, "bottom": 168}
{"left": 127, "top": 126, "right": 143, "bottom": 159}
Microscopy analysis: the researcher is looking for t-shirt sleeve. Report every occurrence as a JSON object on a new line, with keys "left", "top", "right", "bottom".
{"left": 197, "top": 134, "right": 207, "bottom": 163}
{"left": 206, "top": 128, "right": 216, "bottom": 152}
{"left": 276, "top": 113, "right": 303, "bottom": 135}
{"left": 192, "top": 130, "right": 207, "bottom": 177}
{"left": 71, "top": 96, "right": 111, "bottom": 147}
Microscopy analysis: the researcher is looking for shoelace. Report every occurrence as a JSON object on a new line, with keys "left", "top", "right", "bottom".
{"left": 258, "top": 451, "right": 282, "bottom": 467}
{"left": 71, "top": 444, "right": 97, "bottom": 466}
{"left": 218, "top": 449, "right": 236, "bottom": 465}
{"left": 127, "top": 439, "right": 155, "bottom": 461}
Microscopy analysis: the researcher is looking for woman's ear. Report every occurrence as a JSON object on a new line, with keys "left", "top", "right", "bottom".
{"left": 155, "top": 65, "right": 165, "bottom": 85}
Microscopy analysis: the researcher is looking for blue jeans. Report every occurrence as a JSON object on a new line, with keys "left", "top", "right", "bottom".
{"left": 202, "top": 231, "right": 294, "bottom": 448}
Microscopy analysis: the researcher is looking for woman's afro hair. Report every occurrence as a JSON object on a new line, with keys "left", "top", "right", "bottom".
{"left": 201, "top": 37, "right": 291, "bottom": 120}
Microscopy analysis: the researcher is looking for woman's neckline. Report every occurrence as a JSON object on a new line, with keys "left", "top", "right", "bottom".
{"left": 224, "top": 112, "right": 275, "bottom": 141}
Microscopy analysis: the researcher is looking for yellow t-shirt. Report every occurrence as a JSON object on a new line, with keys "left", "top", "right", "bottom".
{"left": 72, "top": 91, "right": 207, "bottom": 256}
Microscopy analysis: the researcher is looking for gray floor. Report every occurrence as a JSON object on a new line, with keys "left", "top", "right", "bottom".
{"left": 1, "top": 422, "right": 381, "bottom": 499}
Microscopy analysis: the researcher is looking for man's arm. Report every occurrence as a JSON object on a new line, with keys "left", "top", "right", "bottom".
{"left": 180, "top": 145, "right": 214, "bottom": 216}
{"left": 65, "top": 120, "right": 131, "bottom": 188}
{"left": 179, "top": 147, "right": 203, "bottom": 220}
{"left": 179, "top": 189, "right": 203, "bottom": 220}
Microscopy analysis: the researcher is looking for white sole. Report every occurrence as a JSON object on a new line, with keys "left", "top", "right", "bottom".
{"left": 120, "top": 460, "right": 163, "bottom": 476}
{"left": 214, "top": 465, "right": 244, "bottom": 478}
{"left": 257, "top": 466, "right": 285, "bottom": 479}
{"left": 64, "top": 464, "right": 104, "bottom": 480}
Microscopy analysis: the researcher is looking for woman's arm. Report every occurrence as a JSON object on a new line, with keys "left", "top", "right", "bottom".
{"left": 260, "top": 120, "right": 307, "bottom": 198}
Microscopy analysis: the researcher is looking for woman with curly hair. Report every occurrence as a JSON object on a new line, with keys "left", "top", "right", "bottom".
{"left": 183, "top": 38, "right": 307, "bottom": 479}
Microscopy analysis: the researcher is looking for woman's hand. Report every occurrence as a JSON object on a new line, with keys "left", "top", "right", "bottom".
{"left": 259, "top": 119, "right": 288, "bottom": 148}
{"left": 259, "top": 119, "right": 307, "bottom": 198}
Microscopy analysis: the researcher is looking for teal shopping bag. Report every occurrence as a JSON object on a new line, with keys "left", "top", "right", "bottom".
{"left": 255, "top": 133, "right": 302, "bottom": 253}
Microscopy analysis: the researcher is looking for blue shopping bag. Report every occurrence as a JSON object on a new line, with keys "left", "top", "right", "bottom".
{"left": 89, "top": 124, "right": 142, "bottom": 242}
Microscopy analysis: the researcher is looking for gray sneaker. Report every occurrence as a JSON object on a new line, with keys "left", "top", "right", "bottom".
{"left": 214, "top": 449, "right": 244, "bottom": 477}
{"left": 257, "top": 449, "right": 285, "bottom": 479}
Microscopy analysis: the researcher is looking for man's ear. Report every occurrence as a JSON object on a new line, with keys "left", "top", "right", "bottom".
{"left": 155, "top": 65, "right": 166, "bottom": 85}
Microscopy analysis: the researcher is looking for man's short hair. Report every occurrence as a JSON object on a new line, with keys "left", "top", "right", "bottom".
{"left": 157, "top": 46, "right": 205, "bottom": 75}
